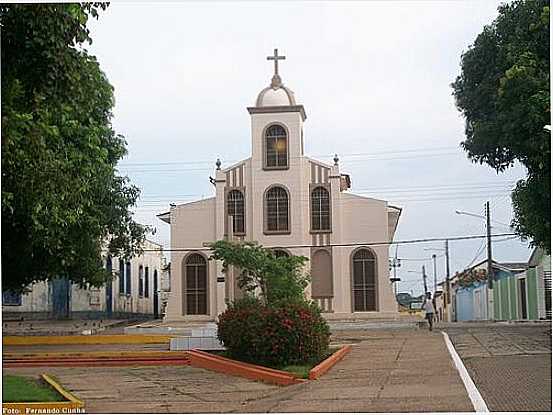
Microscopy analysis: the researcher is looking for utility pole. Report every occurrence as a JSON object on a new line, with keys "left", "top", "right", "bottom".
{"left": 486, "top": 201, "right": 493, "bottom": 289}
{"left": 445, "top": 239, "right": 451, "bottom": 318}
{"left": 422, "top": 265, "right": 428, "bottom": 294}
{"left": 485, "top": 201, "right": 494, "bottom": 320}
{"left": 432, "top": 254, "right": 437, "bottom": 295}
{"left": 389, "top": 245, "right": 401, "bottom": 297}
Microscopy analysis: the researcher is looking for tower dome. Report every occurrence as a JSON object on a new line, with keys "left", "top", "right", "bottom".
{"left": 254, "top": 48, "right": 297, "bottom": 107}
{"left": 255, "top": 84, "right": 296, "bottom": 107}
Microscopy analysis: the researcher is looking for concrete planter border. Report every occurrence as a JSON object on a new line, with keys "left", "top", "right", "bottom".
{"left": 308, "top": 345, "right": 352, "bottom": 380}
{"left": 186, "top": 349, "right": 305, "bottom": 386}
{"left": 3, "top": 373, "right": 84, "bottom": 412}
{"left": 187, "top": 346, "right": 352, "bottom": 385}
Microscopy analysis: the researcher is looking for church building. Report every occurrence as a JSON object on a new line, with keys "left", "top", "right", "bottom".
{"left": 159, "top": 50, "right": 402, "bottom": 321}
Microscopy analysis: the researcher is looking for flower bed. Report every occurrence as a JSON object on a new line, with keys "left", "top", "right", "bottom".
{"left": 189, "top": 345, "right": 351, "bottom": 385}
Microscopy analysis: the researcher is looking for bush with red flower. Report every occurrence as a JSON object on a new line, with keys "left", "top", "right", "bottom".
{"left": 209, "top": 240, "right": 330, "bottom": 367}
{"left": 217, "top": 296, "right": 330, "bottom": 367}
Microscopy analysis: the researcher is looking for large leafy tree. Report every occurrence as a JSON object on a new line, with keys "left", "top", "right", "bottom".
{"left": 452, "top": 0, "right": 550, "bottom": 251}
{"left": 1, "top": 3, "right": 146, "bottom": 291}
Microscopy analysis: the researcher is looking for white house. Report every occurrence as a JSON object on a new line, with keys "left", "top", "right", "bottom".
{"left": 2, "top": 239, "right": 166, "bottom": 319}
{"left": 159, "top": 50, "right": 402, "bottom": 322}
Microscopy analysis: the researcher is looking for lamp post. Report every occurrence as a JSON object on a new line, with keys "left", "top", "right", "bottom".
{"left": 455, "top": 204, "right": 494, "bottom": 289}
{"left": 455, "top": 202, "right": 494, "bottom": 320}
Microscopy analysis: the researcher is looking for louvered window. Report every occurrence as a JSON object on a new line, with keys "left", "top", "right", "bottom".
{"left": 227, "top": 190, "right": 245, "bottom": 234}
{"left": 311, "top": 186, "right": 330, "bottom": 231}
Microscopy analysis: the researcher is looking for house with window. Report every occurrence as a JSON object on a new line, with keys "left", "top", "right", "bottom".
{"left": 2, "top": 239, "right": 166, "bottom": 320}
{"left": 158, "top": 50, "right": 402, "bottom": 321}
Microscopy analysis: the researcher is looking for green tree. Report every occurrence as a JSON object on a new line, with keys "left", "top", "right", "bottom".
{"left": 208, "top": 240, "right": 310, "bottom": 305}
{"left": 452, "top": 0, "right": 550, "bottom": 251}
{"left": 1, "top": 3, "right": 146, "bottom": 291}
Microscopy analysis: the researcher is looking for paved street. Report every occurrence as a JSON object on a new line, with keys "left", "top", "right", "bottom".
{"left": 444, "top": 322, "right": 552, "bottom": 412}
{"left": 4, "top": 329, "right": 473, "bottom": 413}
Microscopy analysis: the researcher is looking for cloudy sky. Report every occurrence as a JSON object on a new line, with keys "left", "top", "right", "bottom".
{"left": 87, "top": 0, "right": 531, "bottom": 295}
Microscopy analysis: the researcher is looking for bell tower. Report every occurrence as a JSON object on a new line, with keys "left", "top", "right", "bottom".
{"left": 247, "top": 49, "right": 306, "bottom": 170}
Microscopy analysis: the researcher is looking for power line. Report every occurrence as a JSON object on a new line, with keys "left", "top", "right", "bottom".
{"left": 141, "top": 232, "right": 517, "bottom": 252}
{"left": 136, "top": 183, "right": 515, "bottom": 202}
{"left": 117, "top": 152, "right": 465, "bottom": 173}
{"left": 118, "top": 146, "right": 460, "bottom": 167}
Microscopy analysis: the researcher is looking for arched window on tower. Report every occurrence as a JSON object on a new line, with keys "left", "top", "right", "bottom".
{"left": 265, "top": 186, "right": 289, "bottom": 233}
{"left": 265, "top": 124, "right": 288, "bottom": 168}
{"left": 311, "top": 186, "right": 331, "bottom": 231}
{"left": 227, "top": 190, "right": 245, "bottom": 234}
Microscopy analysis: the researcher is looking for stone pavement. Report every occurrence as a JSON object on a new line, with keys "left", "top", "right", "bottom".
{"left": 3, "top": 329, "right": 474, "bottom": 413}
{"left": 445, "top": 322, "right": 552, "bottom": 412}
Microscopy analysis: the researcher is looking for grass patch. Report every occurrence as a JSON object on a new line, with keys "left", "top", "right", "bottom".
{"left": 2, "top": 375, "right": 63, "bottom": 403}
{"left": 279, "top": 364, "right": 311, "bottom": 379}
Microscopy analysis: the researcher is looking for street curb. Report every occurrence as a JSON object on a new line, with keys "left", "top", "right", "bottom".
{"left": 442, "top": 331, "right": 489, "bottom": 413}
{"left": 3, "top": 334, "right": 172, "bottom": 346}
{"left": 3, "top": 351, "right": 191, "bottom": 368}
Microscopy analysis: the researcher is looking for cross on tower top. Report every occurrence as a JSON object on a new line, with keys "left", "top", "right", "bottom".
{"left": 267, "top": 48, "right": 285, "bottom": 87}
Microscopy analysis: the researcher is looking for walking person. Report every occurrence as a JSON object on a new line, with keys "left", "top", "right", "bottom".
{"left": 421, "top": 292, "right": 435, "bottom": 331}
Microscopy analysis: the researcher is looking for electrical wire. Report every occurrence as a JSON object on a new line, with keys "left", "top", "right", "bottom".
{"left": 140, "top": 232, "right": 517, "bottom": 252}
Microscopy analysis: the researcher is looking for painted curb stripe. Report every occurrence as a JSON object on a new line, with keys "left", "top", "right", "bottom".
{"left": 442, "top": 331, "right": 489, "bottom": 413}
{"left": 42, "top": 373, "right": 83, "bottom": 406}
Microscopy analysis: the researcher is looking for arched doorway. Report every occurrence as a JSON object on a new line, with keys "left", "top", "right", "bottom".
{"left": 183, "top": 253, "right": 208, "bottom": 315}
{"left": 352, "top": 248, "right": 377, "bottom": 312}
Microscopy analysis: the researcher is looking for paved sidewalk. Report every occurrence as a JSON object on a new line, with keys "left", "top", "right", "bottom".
{"left": 243, "top": 330, "right": 473, "bottom": 413}
{"left": 3, "top": 329, "right": 473, "bottom": 413}
{"left": 445, "top": 323, "right": 552, "bottom": 412}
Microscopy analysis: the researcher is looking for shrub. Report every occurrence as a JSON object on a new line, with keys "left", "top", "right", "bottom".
{"left": 217, "top": 297, "right": 330, "bottom": 367}
{"left": 208, "top": 240, "right": 310, "bottom": 305}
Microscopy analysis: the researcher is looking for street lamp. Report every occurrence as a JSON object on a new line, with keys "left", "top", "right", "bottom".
{"left": 455, "top": 202, "right": 495, "bottom": 319}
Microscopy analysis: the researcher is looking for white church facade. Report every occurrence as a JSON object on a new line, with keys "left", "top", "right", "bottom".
{"left": 159, "top": 50, "right": 402, "bottom": 321}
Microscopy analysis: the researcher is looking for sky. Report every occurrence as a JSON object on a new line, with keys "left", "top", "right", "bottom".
{"left": 87, "top": 0, "right": 532, "bottom": 296}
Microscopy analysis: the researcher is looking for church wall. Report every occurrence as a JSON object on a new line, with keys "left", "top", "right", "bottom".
{"left": 337, "top": 193, "right": 397, "bottom": 314}
{"left": 165, "top": 198, "right": 217, "bottom": 321}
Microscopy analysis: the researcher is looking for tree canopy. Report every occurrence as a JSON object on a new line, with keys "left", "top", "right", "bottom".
{"left": 452, "top": 0, "right": 550, "bottom": 251}
{"left": 208, "top": 240, "right": 310, "bottom": 305}
{"left": 1, "top": 3, "right": 146, "bottom": 291}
